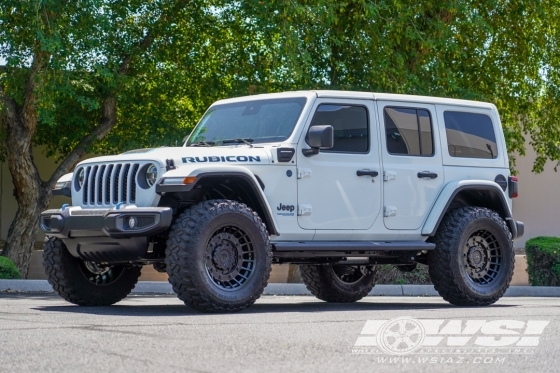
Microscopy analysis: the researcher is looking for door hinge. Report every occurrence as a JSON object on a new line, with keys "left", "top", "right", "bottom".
{"left": 297, "top": 168, "right": 312, "bottom": 179}
{"left": 297, "top": 204, "right": 312, "bottom": 216}
{"left": 384, "top": 206, "right": 397, "bottom": 217}
{"left": 383, "top": 171, "right": 397, "bottom": 182}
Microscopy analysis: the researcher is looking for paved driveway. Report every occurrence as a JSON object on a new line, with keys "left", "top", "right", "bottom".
{"left": 0, "top": 294, "right": 558, "bottom": 373}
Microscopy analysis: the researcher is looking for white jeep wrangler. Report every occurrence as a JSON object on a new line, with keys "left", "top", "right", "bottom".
{"left": 41, "top": 90, "right": 524, "bottom": 312}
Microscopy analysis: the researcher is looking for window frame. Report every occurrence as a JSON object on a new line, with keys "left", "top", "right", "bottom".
{"left": 443, "top": 110, "right": 498, "bottom": 159}
{"left": 383, "top": 106, "right": 435, "bottom": 157}
{"left": 306, "top": 103, "right": 370, "bottom": 154}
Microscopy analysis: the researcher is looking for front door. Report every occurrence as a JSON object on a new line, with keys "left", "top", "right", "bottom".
{"left": 297, "top": 99, "right": 382, "bottom": 230}
{"left": 377, "top": 101, "right": 444, "bottom": 230}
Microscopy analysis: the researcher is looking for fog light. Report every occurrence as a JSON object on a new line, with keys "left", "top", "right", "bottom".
{"left": 128, "top": 216, "right": 138, "bottom": 229}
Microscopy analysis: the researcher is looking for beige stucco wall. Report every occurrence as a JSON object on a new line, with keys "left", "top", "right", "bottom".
{"left": 512, "top": 146, "right": 560, "bottom": 248}
{"left": 0, "top": 145, "right": 558, "bottom": 248}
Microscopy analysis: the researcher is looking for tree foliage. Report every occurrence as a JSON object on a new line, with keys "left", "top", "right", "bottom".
{"left": 0, "top": 0, "right": 245, "bottom": 274}
{"left": 233, "top": 0, "right": 560, "bottom": 172}
{"left": 1, "top": 0, "right": 241, "bottom": 159}
{"left": 0, "top": 0, "right": 559, "bottom": 274}
{"left": 3, "top": 1, "right": 559, "bottom": 165}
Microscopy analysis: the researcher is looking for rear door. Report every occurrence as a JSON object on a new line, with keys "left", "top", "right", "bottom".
{"left": 377, "top": 101, "right": 444, "bottom": 230}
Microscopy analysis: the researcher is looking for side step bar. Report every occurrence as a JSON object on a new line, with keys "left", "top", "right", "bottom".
{"left": 272, "top": 241, "right": 435, "bottom": 258}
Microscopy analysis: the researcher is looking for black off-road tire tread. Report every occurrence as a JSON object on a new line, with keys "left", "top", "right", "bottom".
{"left": 428, "top": 207, "right": 514, "bottom": 306}
{"left": 299, "top": 265, "right": 376, "bottom": 303}
{"left": 165, "top": 199, "right": 272, "bottom": 313}
{"left": 42, "top": 236, "right": 141, "bottom": 306}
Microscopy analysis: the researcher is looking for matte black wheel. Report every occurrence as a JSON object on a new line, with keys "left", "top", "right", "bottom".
{"left": 204, "top": 227, "right": 257, "bottom": 291}
{"left": 428, "top": 207, "right": 514, "bottom": 306}
{"left": 300, "top": 264, "right": 377, "bottom": 303}
{"left": 43, "top": 237, "right": 141, "bottom": 306}
{"left": 165, "top": 199, "right": 272, "bottom": 312}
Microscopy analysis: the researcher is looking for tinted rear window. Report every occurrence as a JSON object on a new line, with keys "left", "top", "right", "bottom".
{"left": 384, "top": 107, "right": 434, "bottom": 156}
{"left": 444, "top": 111, "right": 498, "bottom": 159}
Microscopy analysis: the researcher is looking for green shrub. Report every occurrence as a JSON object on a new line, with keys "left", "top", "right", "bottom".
{"left": 525, "top": 236, "right": 560, "bottom": 286}
{"left": 0, "top": 256, "right": 21, "bottom": 279}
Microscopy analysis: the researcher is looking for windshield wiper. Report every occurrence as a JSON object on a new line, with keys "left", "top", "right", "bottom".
{"left": 221, "top": 138, "right": 254, "bottom": 146}
{"left": 189, "top": 141, "right": 215, "bottom": 147}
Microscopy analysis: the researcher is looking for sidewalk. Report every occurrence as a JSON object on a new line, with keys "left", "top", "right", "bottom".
{"left": 1, "top": 280, "right": 560, "bottom": 297}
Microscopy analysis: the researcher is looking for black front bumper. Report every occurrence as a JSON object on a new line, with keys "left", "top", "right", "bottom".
{"left": 40, "top": 206, "right": 173, "bottom": 263}
{"left": 40, "top": 206, "right": 173, "bottom": 239}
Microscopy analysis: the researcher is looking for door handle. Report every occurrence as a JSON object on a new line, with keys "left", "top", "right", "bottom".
{"left": 417, "top": 171, "right": 438, "bottom": 179}
{"left": 357, "top": 170, "right": 379, "bottom": 177}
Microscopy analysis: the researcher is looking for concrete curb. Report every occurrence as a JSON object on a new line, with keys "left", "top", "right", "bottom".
{"left": 1, "top": 280, "right": 560, "bottom": 297}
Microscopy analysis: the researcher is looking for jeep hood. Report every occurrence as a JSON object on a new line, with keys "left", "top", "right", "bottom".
{"left": 76, "top": 146, "right": 273, "bottom": 168}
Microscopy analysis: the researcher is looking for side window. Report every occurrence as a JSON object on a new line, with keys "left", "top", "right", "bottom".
{"left": 384, "top": 107, "right": 434, "bottom": 156}
{"left": 308, "top": 104, "right": 369, "bottom": 153}
{"left": 444, "top": 111, "right": 498, "bottom": 159}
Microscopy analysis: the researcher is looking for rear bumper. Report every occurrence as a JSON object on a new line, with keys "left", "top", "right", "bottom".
{"left": 515, "top": 221, "right": 525, "bottom": 240}
{"left": 40, "top": 206, "right": 173, "bottom": 239}
{"left": 507, "top": 219, "right": 525, "bottom": 240}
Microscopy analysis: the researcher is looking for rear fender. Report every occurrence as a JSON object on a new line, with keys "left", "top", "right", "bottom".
{"left": 422, "top": 180, "right": 516, "bottom": 238}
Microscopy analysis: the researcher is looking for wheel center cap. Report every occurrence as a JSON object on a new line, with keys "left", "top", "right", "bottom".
{"left": 213, "top": 241, "right": 236, "bottom": 270}
{"left": 467, "top": 246, "right": 485, "bottom": 268}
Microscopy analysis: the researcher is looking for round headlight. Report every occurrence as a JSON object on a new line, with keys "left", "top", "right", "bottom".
{"left": 76, "top": 168, "right": 85, "bottom": 190}
{"left": 145, "top": 164, "right": 158, "bottom": 187}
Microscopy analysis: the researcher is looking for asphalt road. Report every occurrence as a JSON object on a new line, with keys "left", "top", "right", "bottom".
{"left": 0, "top": 293, "right": 559, "bottom": 373}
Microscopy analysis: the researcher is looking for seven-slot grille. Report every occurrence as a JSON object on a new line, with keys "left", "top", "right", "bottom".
{"left": 81, "top": 163, "right": 140, "bottom": 206}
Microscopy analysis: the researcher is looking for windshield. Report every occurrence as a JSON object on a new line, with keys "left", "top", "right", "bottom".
{"left": 186, "top": 97, "right": 307, "bottom": 146}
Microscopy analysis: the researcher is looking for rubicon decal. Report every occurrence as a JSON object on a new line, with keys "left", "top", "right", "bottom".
{"left": 182, "top": 156, "right": 261, "bottom": 163}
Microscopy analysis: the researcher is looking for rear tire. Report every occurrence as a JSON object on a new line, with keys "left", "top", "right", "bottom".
{"left": 43, "top": 237, "right": 141, "bottom": 306}
{"left": 428, "top": 207, "right": 514, "bottom": 306}
{"left": 165, "top": 199, "right": 272, "bottom": 312}
{"left": 300, "top": 264, "right": 377, "bottom": 303}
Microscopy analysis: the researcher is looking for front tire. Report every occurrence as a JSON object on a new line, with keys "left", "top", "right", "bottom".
{"left": 165, "top": 199, "right": 272, "bottom": 312}
{"left": 300, "top": 264, "right": 377, "bottom": 303}
{"left": 428, "top": 207, "right": 514, "bottom": 306}
{"left": 43, "top": 237, "right": 141, "bottom": 306}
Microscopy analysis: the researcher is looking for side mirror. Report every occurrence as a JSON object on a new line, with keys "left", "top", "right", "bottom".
{"left": 303, "top": 125, "right": 334, "bottom": 157}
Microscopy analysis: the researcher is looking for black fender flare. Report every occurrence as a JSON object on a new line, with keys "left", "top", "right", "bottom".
{"left": 423, "top": 183, "right": 520, "bottom": 240}
{"left": 157, "top": 171, "right": 279, "bottom": 236}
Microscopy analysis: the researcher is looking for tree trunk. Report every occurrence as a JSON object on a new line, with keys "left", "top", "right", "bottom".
{"left": 3, "top": 187, "right": 50, "bottom": 278}
{"left": 1, "top": 130, "right": 49, "bottom": 278}
{"left": 0, "top": 52, "right": 51, "bottom": 277}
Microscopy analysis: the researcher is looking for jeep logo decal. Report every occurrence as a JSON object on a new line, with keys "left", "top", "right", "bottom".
{"left": 182, "top": 156, "right": 261, "bottom": 163}
{"left": 276, "top": 203, "right": 295, "bottom": 217}
{"left": 277, "top": 203, "right": 295, "bottom": 212}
